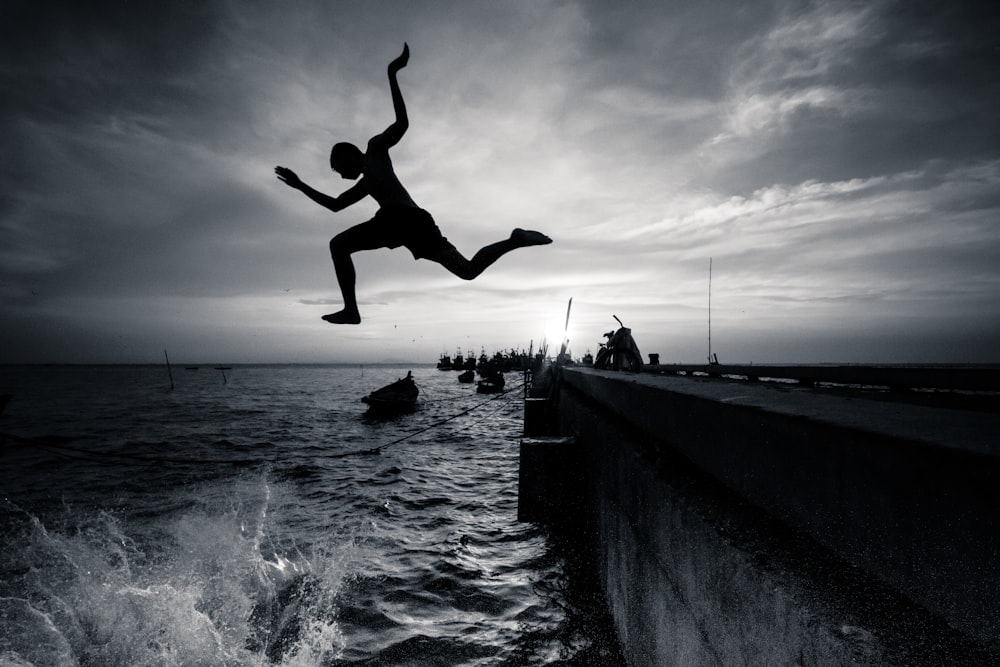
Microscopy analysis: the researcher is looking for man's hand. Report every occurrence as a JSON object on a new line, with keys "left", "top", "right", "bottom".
{"left": 275, "top": 165, "right": 302, "bottom": 189}
{"left": 388, "top": 43, "right": 409, "bottom": 75}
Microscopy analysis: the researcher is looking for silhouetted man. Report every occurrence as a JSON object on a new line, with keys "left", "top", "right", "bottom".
{"left": 275, "top": 43, "right": 552, "bottom": 324}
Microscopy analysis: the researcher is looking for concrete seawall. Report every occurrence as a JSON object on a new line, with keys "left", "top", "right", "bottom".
{"left": 520, "top": 366, "right": 999, "bottom": 665}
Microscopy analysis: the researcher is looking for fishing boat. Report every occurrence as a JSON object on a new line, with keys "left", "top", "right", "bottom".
{"left": 476, "top": 371, "right": 505, "bottom": 394}
{"left": 460, "top": 352, "right": 477, "bottom": 371}
{"left": 362, "top": 371, "right": 419, "bottom": 414}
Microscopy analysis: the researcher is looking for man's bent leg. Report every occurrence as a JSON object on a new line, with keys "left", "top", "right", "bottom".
{"left": 434, "top": 228, "right": 551, "bottom": 280}
{"left": 325, "top": 222, "right": 386, "bottom": 324}
{"left": 325, "top": 238, "right": 362, "bottom": 324}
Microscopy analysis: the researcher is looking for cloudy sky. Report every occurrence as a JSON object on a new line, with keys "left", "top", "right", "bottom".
{"left": 3, "top": 0, "right": 998, "bottom": 364}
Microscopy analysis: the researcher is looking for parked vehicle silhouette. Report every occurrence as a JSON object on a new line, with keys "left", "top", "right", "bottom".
{"left": 594, "top": 315, "right": 642, "bottom": 373}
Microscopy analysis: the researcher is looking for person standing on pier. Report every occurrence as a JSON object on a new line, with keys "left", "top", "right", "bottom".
{"left": 275, "top": 43, "right": 552, "bottom": 324}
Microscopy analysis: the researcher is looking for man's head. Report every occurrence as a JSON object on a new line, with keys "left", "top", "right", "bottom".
{"left": 330, "top": 142, "right": 363, "bottom": 179}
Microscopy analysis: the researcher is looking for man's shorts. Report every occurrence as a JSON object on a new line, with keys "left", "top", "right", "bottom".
{"left": 371, "top": 206, "right": 455, "bottom": 260}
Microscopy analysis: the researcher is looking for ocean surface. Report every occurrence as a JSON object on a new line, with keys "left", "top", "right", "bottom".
{"left": 0, "top": 364, "right": 623, "bottom": 667}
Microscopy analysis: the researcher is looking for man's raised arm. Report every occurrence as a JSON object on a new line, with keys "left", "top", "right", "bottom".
{"left": 377, "top": 43, "right": 410, "bottom": 147}
{"left": 274, "top": 166, "right": 367, "bottom": 213}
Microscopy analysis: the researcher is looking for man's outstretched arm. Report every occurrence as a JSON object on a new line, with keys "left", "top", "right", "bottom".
{"left": 275, "top": 166, "right": 367, "bottom": 213}
{"left": 375, "top": 43, "right": 410, "bottom": 148}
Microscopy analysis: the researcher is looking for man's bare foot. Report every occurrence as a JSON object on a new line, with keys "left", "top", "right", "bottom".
{"left": 322, "top": 310, "right": 361, "bottom": 324}
{"left": 511, "top": 228, "right": 552, "bottom": 247}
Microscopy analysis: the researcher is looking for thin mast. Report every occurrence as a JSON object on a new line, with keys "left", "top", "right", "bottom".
{"left": 559, "top": 297, "right": 573, "bottom": 361}
{"left": 708, "top": 258, "right": 712, "bottom": 364}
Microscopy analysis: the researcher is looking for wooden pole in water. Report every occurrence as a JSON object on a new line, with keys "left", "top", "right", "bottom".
{"left": 164, "top": 349, "right": 174, "bottom": 391}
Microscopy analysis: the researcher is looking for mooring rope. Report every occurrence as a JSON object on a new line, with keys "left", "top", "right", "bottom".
{"left": 0, "top": 378, "right": 527, "bottom": 466}
{"left": 326, "top": 379, "right": 525, "bottom": 459}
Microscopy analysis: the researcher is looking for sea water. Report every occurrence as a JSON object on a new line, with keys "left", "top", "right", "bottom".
{"left": 0, "top": 365, "right": 623, "bottom": 666}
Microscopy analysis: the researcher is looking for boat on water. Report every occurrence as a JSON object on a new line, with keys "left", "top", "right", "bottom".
{"left": 362, "top": 371, "right": 419, "bottom": 414}
{"left": 476, "top": 372, "right": 506, "bottom": 394}
{"left": 436, "top": 349, "right": 536, "bottom": 374}
{"left": 462, "top": 352, "right": 478, "bottom": 371}
{"left": 457, "top": 370, "right": 475, "bottom": 383}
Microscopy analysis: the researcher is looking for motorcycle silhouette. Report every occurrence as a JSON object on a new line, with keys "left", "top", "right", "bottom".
{"left": 594, "top": 315, "right": 642, "bottom": 373}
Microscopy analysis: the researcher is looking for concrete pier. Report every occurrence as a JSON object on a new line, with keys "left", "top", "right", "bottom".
{"left": 520, "top": 366, "right": 999, "bottom": 666}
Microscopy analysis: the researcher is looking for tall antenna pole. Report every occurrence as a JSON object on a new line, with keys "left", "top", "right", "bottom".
{"left": 708, "top": 258, "right": 712, "bottom": 364}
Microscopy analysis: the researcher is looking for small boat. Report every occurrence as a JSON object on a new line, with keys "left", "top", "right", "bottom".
{"left": 457, "top": 370, "right": 475, "bottom": 383}
{"left": 476, "top": 372, "right": 505, "bottom": 394}
{"left": 459, "top": 351, "right": 475, "bottom": 371}
{"left": 362, "top": 371, "right": 419, "bottom": 414}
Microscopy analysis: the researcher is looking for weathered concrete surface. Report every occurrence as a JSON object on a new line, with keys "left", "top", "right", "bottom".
{"left": 548, "top": 366, "right": 998, "bottom": 665}
{"left": 518, "top": 437, "right": 580, "bottom": 523}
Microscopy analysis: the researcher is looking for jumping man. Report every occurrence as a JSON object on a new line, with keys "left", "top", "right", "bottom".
{"left": 275, "top": 43, "right": 552, "bottom": 324}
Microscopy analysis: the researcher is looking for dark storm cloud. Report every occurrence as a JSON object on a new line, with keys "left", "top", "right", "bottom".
{"left": 703, "top": 0, "right": 1000, "bottom": 191}
{"left": 1, "top": 2, "right": 222, "bottom": 123}
{"left": 3, "top": 3, "right": 224, "bottom": 265}
{"left": 579, "top": 0, "right": 775, "bottom": 98}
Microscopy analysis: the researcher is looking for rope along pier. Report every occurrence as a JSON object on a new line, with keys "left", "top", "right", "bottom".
{"left": 328, "top": 378, "right": 525, "bottom": 459}
{"left": 1, "top": 380, "right": 527, "bottom": 466}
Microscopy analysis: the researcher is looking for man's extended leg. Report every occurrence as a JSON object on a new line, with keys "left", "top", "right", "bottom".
{"left": 324, "top": 222, "right": 386, "bottom": 324}
{"left": 434, "top": 228, "right": 551, "bottom": 280}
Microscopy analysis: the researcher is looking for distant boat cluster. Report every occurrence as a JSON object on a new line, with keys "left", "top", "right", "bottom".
{"left": 361, "top": 348, "right": 545, "bottom": 417}
{"left": 439, "top": 349, "right": 541, "bottom": 395}
{"left": 436, "top": 349, "right": 537, "bottom": 373}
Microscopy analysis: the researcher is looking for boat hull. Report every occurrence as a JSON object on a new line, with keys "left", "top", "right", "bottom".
{"left": 362, "top": 373, "right": 419, "bottom": 415}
